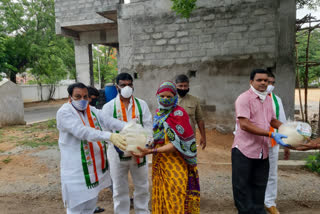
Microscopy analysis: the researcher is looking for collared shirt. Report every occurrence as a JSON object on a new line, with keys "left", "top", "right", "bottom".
{"left": 233, "top": 88, "right": 276, "bottom": 159}
{"left": 56, "top": 103, "right": 124, "bottom": 208}
{"left": 178, "top": 93, "right": 203, "bottom": 134}
{"left": 101, "top": 95, "right": 153, "bottom": 157}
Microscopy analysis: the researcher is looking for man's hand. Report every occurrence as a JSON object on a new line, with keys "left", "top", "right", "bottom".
{"left": 131, "top": 147, "right": 152, "bottom": 158}
{"left": 200, "top": 136, "right": 206, "bottom": 150}
{"left": 110, "top": 133, "right": 127, "bottom": 150}
{"left": 271, "top": 133, "right": 289, "bottom": 147}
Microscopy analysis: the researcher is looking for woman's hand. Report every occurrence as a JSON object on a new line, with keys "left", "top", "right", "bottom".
{"left": 294, "top": 142, "right": 320, "bottom": 151}
{"left": 131, "top": 147, "right": 153, "bottom": 158}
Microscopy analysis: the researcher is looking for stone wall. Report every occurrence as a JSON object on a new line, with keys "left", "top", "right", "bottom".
{"left": 54, "top": 0, "right": 118, "bottom": 28}
{"left": 118, "top": 0, "right": 296, "bottom": 130}
{"left": 0, "top": 80, "right": 25, "bottom": 127}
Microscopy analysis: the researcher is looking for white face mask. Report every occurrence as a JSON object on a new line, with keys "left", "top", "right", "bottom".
{"left": 120, "top": 86, "right": 133, "bottom": 98}
{"left": 266, "top": 85, "right": 275, "bottom": 94}
{"left": 71, "top": 98, "right": 88, "bottom": 111}
{"left": 250, "top": 85, "right": 268, "bottom": 102}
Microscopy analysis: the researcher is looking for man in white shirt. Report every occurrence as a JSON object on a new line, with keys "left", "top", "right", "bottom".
{"left": 57, "top": 82, "right": 127, "bottom": 214}
{"left": 264, "top": 72, "right": 287, "bottom": 214}
{"left": 102, "top": 73, "right": 152, "bottom": 214}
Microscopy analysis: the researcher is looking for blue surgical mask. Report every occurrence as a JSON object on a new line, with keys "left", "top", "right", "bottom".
{"left": 71, "top": 98, "right": 88, "bottom": 111}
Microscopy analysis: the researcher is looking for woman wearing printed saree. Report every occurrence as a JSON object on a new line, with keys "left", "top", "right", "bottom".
{"left": 134, "top": 81, "right": 200, "bottom": 214}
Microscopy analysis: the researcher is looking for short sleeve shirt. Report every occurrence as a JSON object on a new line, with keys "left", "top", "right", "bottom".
{"left": 178, "top": 94, "right": 203, "bottom": 134}
{"left": 233, "top": 89, "right": 276, "bottom": 159}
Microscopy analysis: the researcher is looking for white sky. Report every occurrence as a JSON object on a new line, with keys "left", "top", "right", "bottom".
{"left": 297, "top": 6, "right": 319, "bottom": 19}
{"left": 297, "top": 6, "right": 320, "bottom": 27}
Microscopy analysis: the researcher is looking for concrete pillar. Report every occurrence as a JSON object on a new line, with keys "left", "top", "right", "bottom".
{"left": 276, "top": 0, "right": 296, "bottom": 119}
{"left": 74, "top": 41, "right": 91, "bottom": 85}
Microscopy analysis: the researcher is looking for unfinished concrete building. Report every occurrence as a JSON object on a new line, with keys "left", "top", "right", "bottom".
{"left": 55, "top": 0, "right": 296, "bottom": 130}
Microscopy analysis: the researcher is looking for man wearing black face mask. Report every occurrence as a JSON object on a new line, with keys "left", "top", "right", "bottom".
{"left": 88, "top": 86, "right": 100, "bottom": 107}
{"left": 175, "top": 74, "right": 206, "bottom": 150}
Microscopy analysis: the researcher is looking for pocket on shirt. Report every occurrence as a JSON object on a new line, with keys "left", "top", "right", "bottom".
{"left": 185, "top": 105, "right": 195, "bottom": 118}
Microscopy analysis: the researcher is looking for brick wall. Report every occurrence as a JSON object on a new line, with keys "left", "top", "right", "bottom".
{"left": 118, "top": 0, "right": 295, "bottom": 130}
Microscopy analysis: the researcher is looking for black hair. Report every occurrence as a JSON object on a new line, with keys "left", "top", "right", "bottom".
{"left": 87, "top": 86, "right": 99, "bottom": 97}
{"left": 67, "top": 82, "right": 87, "bottom": 96}
{"left": 116, "top": 73, "right": 133, "bottom": 84}
{"left": 250, "top": 69, "right": 269, "bottom": 80}
{"left": 175, "top": 74, "right": 189, "bottom": 83}
{"left": 267, "top": 72, "right": 275, "bottom": 78}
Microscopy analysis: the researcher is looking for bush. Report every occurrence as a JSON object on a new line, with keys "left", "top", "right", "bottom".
{"left": 305, "top": 152, "right": 320, "bottom": 175}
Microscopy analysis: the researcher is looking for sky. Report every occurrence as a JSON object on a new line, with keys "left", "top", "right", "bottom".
{"left": 297, "top": 6, "right": 320, "bottom": 19}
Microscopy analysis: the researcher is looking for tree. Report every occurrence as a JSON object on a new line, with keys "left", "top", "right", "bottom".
{"left": 0, "top": 0, "right": 75, "bottom": 97}
{"left": 296, "top": 29, "right": 320, "bottom": 86}
{"left": 297, "top": 0, "right": 320, "bottom": 9}
{"left": 92, "top": 45, "right": 118, "bottom": 88}
{"left": 170, "top": 0, "right": 197, "bottom": 18}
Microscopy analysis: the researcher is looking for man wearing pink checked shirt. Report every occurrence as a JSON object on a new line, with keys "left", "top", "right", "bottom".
{"left": 232, "top": 69, "right": 289, "bottom": 214}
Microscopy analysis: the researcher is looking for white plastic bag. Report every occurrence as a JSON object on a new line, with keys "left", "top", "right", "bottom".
{"left": 278, "top": 121, "right": 312, "bottom": 147}
{"left": 120, "top": 120, "right": 153, "bottom": 153}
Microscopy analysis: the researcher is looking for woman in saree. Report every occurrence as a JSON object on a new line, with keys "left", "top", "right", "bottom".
{"left": 134, "top": 81, "right": 200, "bottom": 214}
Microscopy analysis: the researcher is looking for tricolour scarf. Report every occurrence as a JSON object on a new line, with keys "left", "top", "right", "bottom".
{"left": 76, "top": 104, "right": 108, "bottom": 189}
{"left": 269, "top": 92, "right": 280, "bottom": 147}
{"left": 113, "top": 95, "right": 146, "bottom": 167}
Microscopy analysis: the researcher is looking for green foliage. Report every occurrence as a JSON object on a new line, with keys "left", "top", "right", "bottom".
{"left": 0, "top": 0, "right": 75, "bottom": 83}
{"left": 170, "top": 0, "right": 197, "bottom": 18}
{"left": 296, "top": 29, "right": 320, "bottom": 87}
{"left": 297, "top": 0, "right": 320, "bottom": 9}
{"left": 93, "top": 45, "right": 118, "bottom": 88}
{"left": 305, "top": 152, "right": 320, "bottom": 175}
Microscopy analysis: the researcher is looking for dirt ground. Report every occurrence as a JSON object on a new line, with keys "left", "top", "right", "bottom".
{"left": 0, "top": 121, "right": 320, "bottom": 214}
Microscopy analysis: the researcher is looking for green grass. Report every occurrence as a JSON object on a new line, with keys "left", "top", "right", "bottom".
{"left": 18, "top": 138, "right": 57, "bottom": 148}
{"left": 1, "top": 120, "right": 59, "bottom": 148}
{"left": 47, "top": 119, "right": 57, "bottom": 129}
{"left": 2, "top": 157, "right": 12, "bottom": 164}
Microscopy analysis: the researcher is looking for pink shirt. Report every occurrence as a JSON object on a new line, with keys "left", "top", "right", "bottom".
{"left": 233, "top": 89, "right": 276, "bottom": 159}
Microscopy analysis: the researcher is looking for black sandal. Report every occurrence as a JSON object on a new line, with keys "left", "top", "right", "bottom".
{"left": 94, "top": 206, "right": 105, "bottom": 213}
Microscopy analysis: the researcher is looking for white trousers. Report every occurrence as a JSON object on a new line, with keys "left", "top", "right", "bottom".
{"left": 108, "top": 146, "right": 150, "bottom": 214}
{"left": 66, "top": 196, "right": 98, "bottom": 214}
{"left": 265, "top": 145, "right": 279, "bottom": 208}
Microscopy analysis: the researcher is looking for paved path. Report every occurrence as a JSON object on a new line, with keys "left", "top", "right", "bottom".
{"left": 24, "top": 104, "right": 62, "bottom": 124}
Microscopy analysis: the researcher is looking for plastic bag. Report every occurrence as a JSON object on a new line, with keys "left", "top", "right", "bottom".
{"left": 120, "top": 120, "right": 153, "bottom": 153}
{"left": 278, "top": 121, "right": 312, "bottom": 147}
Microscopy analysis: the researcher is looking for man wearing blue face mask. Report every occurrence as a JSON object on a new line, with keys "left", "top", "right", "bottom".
{"left": 56, "top": 82, "right": 127, "bottom": 214}
{"left": 102, "top": 73, "right": 152, "bottom": 214}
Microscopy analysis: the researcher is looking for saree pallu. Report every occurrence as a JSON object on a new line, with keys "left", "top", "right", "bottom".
{"left": 152, "top": 135, "right": 200, "bottom": 214}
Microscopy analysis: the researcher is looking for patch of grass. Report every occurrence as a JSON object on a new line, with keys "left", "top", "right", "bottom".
{"left": 0, "top": 149, "right": 4, "bottom": 153}
{"left": 47, "top": 119, "right": 57, "bottom": 129}
{"left": 1, "top": 121, "right": 59, "bottom": 148}
{"left": 2, "top": 157, "right": 12, "bottom": 164}
{"left": 18, "top": 136, "right": 58, "bottom": 148}
{"left": 305, "top": 152, "right": 320, "bottom": 175}
{"left": 8, "top": 136, "right": 19, "bottom": 141}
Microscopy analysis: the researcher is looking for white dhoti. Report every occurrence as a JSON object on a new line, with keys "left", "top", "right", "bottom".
{"left": 265, "top": 145, "right": 279, "bottom": 208}
{"left": 108, "top": 145, "right": 150, "bottom": 214}
{"left": 66, "top": 196, "right": 98, "bottom": 214}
